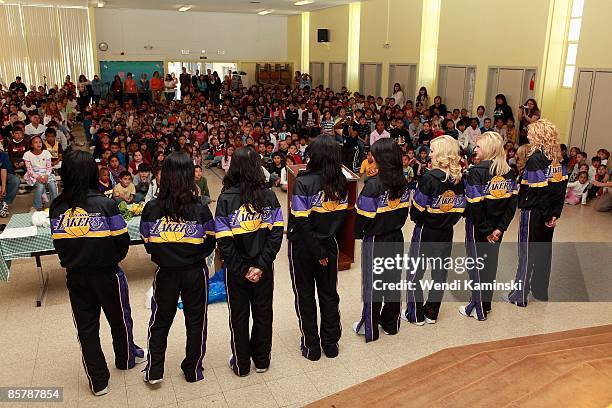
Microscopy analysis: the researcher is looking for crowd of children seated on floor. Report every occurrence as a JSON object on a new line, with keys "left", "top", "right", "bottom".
{"left": 1, "top": 71, "right": 611, "bottom": 216}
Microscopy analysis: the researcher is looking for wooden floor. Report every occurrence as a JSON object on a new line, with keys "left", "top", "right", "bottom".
{"left": 309, "top": 325, "right": 612, "bottom": 408}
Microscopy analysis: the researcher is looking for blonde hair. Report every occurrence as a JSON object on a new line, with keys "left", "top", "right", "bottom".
{"left": 527, "top": 119, "right": 561, "bottom": 162}
{"left": 477, "top": 132, "right": 511, "bottom": 176}
{"left": 430, "top": 135, "right": 462, "bottom": 184}
{"left": 516, "top": 144, "right": 530, "bottom": 173}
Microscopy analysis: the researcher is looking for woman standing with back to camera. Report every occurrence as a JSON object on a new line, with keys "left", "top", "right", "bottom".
{"left": 50, "top": 151, "right": 145, "bottom": 397}
{"left": 214, "top": 146, "right": 284, "bottom": 377}
{"left": 460, "top": 132, "right": 518, "bottom": 321}
{"left": 140, "top": 152, "right": 216, "bottom": 384}
{"left": 404, "top": 135, "right": 465, "bottom": 325}
{"left": 353, "top": 138, "right": 410, "bottom": 342}
{"left": 288, "top": 135, "right": 348, "bottom": 361}
{"left": 506, "top": 119, "right": 567, "bottom": 307}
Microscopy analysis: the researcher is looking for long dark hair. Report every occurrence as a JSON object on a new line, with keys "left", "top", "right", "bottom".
{"left": 495, "top": 94, "right": 508, "bottom": 107}
{"left": 56, "top": 150, "right": 99, "bottom": 212}
{"left": 222, "top": 146, "right": 267, "bottom": 214}
{"left": 157, "top": 152, "right": 198, "bottom": 221}
{"left": 305, "top": 135, "right": 347, "bottom": 201}
{"left": 525, "top": 98, "right": 540, "bottom": 112}
{"left": 371, "top": 138, "right": 407, "bottom": 200}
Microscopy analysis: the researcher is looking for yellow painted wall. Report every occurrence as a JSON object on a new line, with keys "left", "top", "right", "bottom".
{"left": 308, "top": 5, "right": 350, "bottom": 87}
{"left": 576, "top": 0, "right": 612, "bottom": 68}
{"left": 544, "top": 0, "right": 612, "bottom": 144}
{"left": 438, "top": 0, "right": 551, "bottom": 110}
{"left": 359, "top": 0, "right": 422, "bottom": 97}
{"left": 287, "top": 15, "right": 302, "bottom": 72}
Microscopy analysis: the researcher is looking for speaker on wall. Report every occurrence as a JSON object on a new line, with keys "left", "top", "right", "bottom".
{"left": 317, "top": 29, "right": 329, "bottom": 43}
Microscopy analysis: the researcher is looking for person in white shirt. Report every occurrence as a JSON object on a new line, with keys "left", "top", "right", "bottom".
{"left": 457, "top": 120, "right": 470, "bottom": 151}
{"left": 21, "top": 99, "right": 37, "bottom": 114}
{"left": 476, "top": 105, "right": 487, "bottom": 128}
{"left": 565, "top": 171, "right": 589, "bottom": 205}
{"left": 23, "top": 135, "right": 58, "bottom": 211}
{"left": 392, "top": 83, "right": 405, "bottom": 108}
{"left": 465, "top": 118, "right": 482, "bottom": 156}
{"left": 280, "top": 155, "right": 294, "bottom": 192}
{"left": 24, "top": 112, "right": 47, "bottom": 138}
{"left": 370, "top": 120, "right": 391, "bottom": 146}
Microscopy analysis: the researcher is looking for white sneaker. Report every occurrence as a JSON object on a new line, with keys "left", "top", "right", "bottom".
{"left": 143, "top": 373, "right": 163, "bottom": 385}
{"left": 255, "top": 367, "right": 268, "bottom": 373}
{"left": 93, "top": 387, "right": 109, "bottom": 396}
{"left": 401, "top": 309, "right": 425, "bottom": 326}
{"left": 424, "top": 316, "right": 436, "bottom": 325}
{"left": 135, "top": 348, "right": 148, "bottom": 365}
{"left": 352, "top": 321, "right": 365, "bottom": 335}
{"left": 458, "top": 305, "right": 473, "bottom": 318}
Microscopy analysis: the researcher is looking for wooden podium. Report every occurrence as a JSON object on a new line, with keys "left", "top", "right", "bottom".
{"left": 287, "top": 164, "right": 360, "bottom": 271}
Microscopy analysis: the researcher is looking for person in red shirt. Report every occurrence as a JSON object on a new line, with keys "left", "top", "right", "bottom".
{"left": 150, "top": 71, "right": 164, "bottom": 103}
{"left": 124, "top": 73, "right": 138, "bottom": 106}
{"left": 287, "top": 144, "right": 302, "bottom": 164}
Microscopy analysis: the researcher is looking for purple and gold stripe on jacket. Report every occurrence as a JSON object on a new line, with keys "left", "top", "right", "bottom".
{"left": 465, "top": 178, "right": 518, "bottom": 203}
{"left": 521, "top": 164, "right": 567, "bottom": 187}
{"left": 356, "top": 189, "right": 411, "bottom": 218}
{"left": 290, "top": 191, "right": 349, "bottom": 217}
{"left": 51, "top": 209, "right": 128, "bottom": 239}
{"left": 411, "top": 189, "right": 465, "bottom": 214}
{"left": 140, "top": 218, "right": 214, "bottom": 244}
{"left": 215, "top": 206, "right": 284, "bottom": 239}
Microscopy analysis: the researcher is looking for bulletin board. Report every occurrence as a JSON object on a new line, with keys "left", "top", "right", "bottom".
{"left": 98, "top": 61, "right": 165, "bottom": 85}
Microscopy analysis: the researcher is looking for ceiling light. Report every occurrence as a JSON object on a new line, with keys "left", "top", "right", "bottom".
{"left": 294, "top": 0, "right": 314, "bottom": 5}
{"left": 178, "top": 5, "right": 193, "bottom": 12}
{"left": 257, "top": 9, "right": 273, "bottom": 15}
{"left": 96, "top": 0, "right": 106, "bottom": 7}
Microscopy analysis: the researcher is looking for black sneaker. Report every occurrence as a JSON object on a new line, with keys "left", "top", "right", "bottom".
{"left": 322, "top": 343, "right": 339, "bottom": 359}
{"left": 302, "top": 348, "right": 321, "bottom": 361}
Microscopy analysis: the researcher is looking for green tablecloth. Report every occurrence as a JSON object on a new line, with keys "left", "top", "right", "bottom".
{"left": 0, "top": 213, "right": 143, "bottom": 281}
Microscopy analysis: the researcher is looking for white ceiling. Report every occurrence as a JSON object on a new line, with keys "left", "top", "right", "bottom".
{"left": 87, "top": 0, "right": 359, "bottom": 15}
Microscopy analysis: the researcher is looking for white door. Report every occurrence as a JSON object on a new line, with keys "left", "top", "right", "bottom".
{"left": 569, "top": 70, "right": 594, "bottom": 149}
{"left": 360, "top": 64, "right": 381, "bottom": 97}
{"left": 309, "top": 62, "right": 324, "bottom": 88}
{"left": 444, "top": 67, "right": 467, "bottom": 112}
{"left": 388, "top": 64, "right": 414, "bottom": 100}
{"left": 329, "top": 63, "right": 346, "bottom": 92}
{"left": 496, "top": 68, "right": 524, "bottom": 115}
{"left": 584, "top": 71, "right": 612, "bottom": 155}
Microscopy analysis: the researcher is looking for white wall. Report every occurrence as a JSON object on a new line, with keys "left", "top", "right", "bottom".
{"left": 94, "top": 8, "right": 288, "bottom": 62}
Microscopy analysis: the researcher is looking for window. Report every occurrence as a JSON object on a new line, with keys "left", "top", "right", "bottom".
{"left": 563, "top": 0, "right": 585, "bottom": 88}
